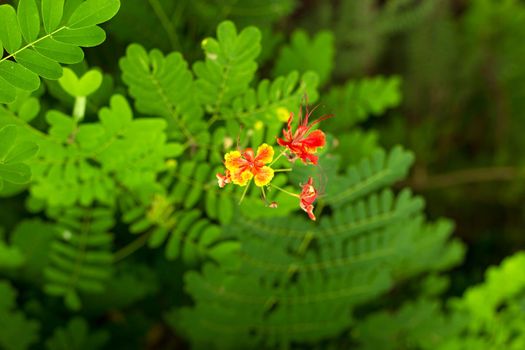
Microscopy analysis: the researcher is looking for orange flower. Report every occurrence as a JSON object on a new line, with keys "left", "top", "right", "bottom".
{"left": 299, "top": 177, "right": 318, "bottom": 221}
{"left": 216, "top": 169, "right": 231, "bottom": 188}
{"left": 277, "top": 106, "right": 332, "bottom": 165}
{"left": 224, "top": 144, "right": 275, "bottom": 187}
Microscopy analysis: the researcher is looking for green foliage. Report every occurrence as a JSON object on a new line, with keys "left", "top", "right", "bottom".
{"left": 273, "top": 30, "right": 334, "bottom": 85}
{"left": 46, "top": 317, "right": 109, "bottom": 350}
{"left": 194, "top": 21, "right": 261, "bottom": 113}
{"left": 0, "top": 3, "right": 520, "bottom": 349}
{"left": 27, "top": 94, "right": 175, "bottom": 207}
{"left": 0, "top": 281, "right": 40, "bottom": 350}
{"left": 44, "top": 206, "right": 114, "bottom": 310}
{"left": 0, "top": 0, "right": 120, "bottom": 103}
{"left": 355, "top": 252, "right": 525, "bottom": 350}
{"left": 170, "top": 147, "right": 464, "bottom": 349}
{"left": 0, "top": 124, "right": 38, "bottom": 191}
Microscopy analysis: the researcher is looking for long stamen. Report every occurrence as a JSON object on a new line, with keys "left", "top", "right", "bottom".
{"left": 274, "top": 168, "right": 292, "bottom": 172}
{"left": 270, "top": 183, "right": 300, "bottom": 198}
{"left": 269, "top": 150, "right": 288, "bottom": 166}
{"left": 238, "top": 180, "right": 252, "bottom": 204}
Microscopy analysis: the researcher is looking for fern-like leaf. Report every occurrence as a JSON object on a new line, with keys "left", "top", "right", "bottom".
{"left": 44, "top": 206, "right": 114, "bottom": 310}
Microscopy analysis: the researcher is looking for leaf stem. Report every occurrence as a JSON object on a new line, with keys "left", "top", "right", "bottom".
{"left": 113, "top": 231, "right": 152, "bottom": 263}
{"left": 0, "top": 26, "right": 67, "bottom": 63}
{"left": 73, "top": 96, "right": 86, "bottom": 122}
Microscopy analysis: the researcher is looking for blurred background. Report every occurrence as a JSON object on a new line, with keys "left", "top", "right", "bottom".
{"left": 94, "top": 0, "right": 525, "bottom": 294}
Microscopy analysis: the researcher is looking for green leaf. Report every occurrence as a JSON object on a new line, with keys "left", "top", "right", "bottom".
{"left": 41, "top": 0, "right": 64, "bottom": 33}
{"left": 0, "top": 125, "right": 17, "bottom": 160}
{"left": 0, "top": 281, "right": 40, "bottom": 350}
{"left": 46, "top": 110, "right": 76, "bottom": 141}
{"left": 34, "top": 37, "right": 84, "bottom": 64}
{"left": 0, "top": 60, "right": 40, "bottom": 92}
{"left": 194, "top": 21, "right": 261, "bottom": 112}
{"left": 59, "top": 68, "right": 102, "bottom": 97}
{"left": 68, "top": 0, "right": 121, "bottom": 29}
{"left": 53, "top": 26, "right": 106, "bottom": 47}
{"left": 208, "top": 242, "right": 241, "bottom": 269}
{"left": 17, "top": 97, "right": 41, "bottom": 122}
{"left": 0, "top": 163, "right": 31, "bottom": 184}
{"left": 17, "top": 0, "right": 41, "bottom": 43}
{"left": 0, "top": 241, "right": 24, "bottom": 269}
{"left": 4, "top": 141, "right": 38, "bottom": 164}
{"left": 15, "top": 48, "right": 63, "bottom": 80}
{"left": 0, "top": 76, "right": 16, "bottom": 104}
{"left": 0, "top": 5, "right": 22, "bottom": 53}
{"left": 273, "top": 30, "right": 335, "bottom": 85}
{"left": 46, "top": 317, "right": 109, "bottom": 350}
{"left": 11, "top": 220, "right": 56, "bottom": 282}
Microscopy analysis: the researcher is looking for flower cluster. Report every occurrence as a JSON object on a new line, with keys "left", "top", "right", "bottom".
{"left": 216, "top": 103, "right": 331, "bottom": 221}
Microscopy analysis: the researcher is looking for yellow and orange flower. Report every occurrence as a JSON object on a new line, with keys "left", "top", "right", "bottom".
{"left": 223, "top": 144, "right": 275, "bottom": 187}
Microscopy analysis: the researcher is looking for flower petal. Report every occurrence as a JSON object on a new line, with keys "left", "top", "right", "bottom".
{"left": 225, "top": 151, "right": 245, "bottom": 172}
{"left": 254, "top": 166, "right": 274, "bottom": 187}
{"left": 255, "top": 143, "right": 274, "bottom": 164}
{"left": 231, "top": 169, "right": 253, "bottom": 186}
{"left": 301, "top": 129, "right": 326, "bottom": 149}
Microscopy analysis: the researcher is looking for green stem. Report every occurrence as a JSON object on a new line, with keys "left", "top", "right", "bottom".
{"left": 270, "top": 183, "right": 299, "bottom": 198}
{"left": 73, "top": 96, "right": 87, "bottom": 122}
{"left": 274, "top": 168, "right": 292, "bottom": 173}
{"left": 238, "top": 180, "right": 252, "bottom": 204}
{"left": 270, "top": 150, "right": 287, "bottom": 166}
{"left": 1, "top": 26, "right": 66, "bottom": 63}
{"left": 113, "top": 232, "right": 152, "bottom": 263}
{"left": 148, "top": 0, "right": 180, "bottom": 50}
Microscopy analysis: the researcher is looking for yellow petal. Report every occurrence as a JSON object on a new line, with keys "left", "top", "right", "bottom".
{"left": 224, "top": 151, "right": 244, "bottom": 172}
{"left": 255, "top": 144, "right": 274, "bottom": 164}
{"left": 254, "top": 166, "right": 274, "bottom": 187}
{"left": 231, "top": 169, "right": 253, "bottom": 186}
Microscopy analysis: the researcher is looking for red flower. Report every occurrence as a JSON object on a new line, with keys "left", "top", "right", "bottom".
{"left": 300, "top": 177, "right": 318, "bottom": 221}
{"left": 277, "top": 105, "right": 332, "bottom": 165}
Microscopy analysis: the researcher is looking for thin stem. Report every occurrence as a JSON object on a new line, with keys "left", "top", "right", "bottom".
{"left": 1, "top": 26, "right": 66, "bottom": 63}
{"left": 274, "top": 168, "right": 292, "bottom": 173}
{"left": 113, "top": 232, "right": 152, "bottom": 263}
{"left": 148, "top": 0, "right": 180, "bottom": 50}
{"left": 270, "top": 183, "right": 299, "bottom": 198}
{"left": 269, "top": 150, "right": 287, "bottom": 166}
{"left": 238, "top": 180, "right": 252, "bottom": 204}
